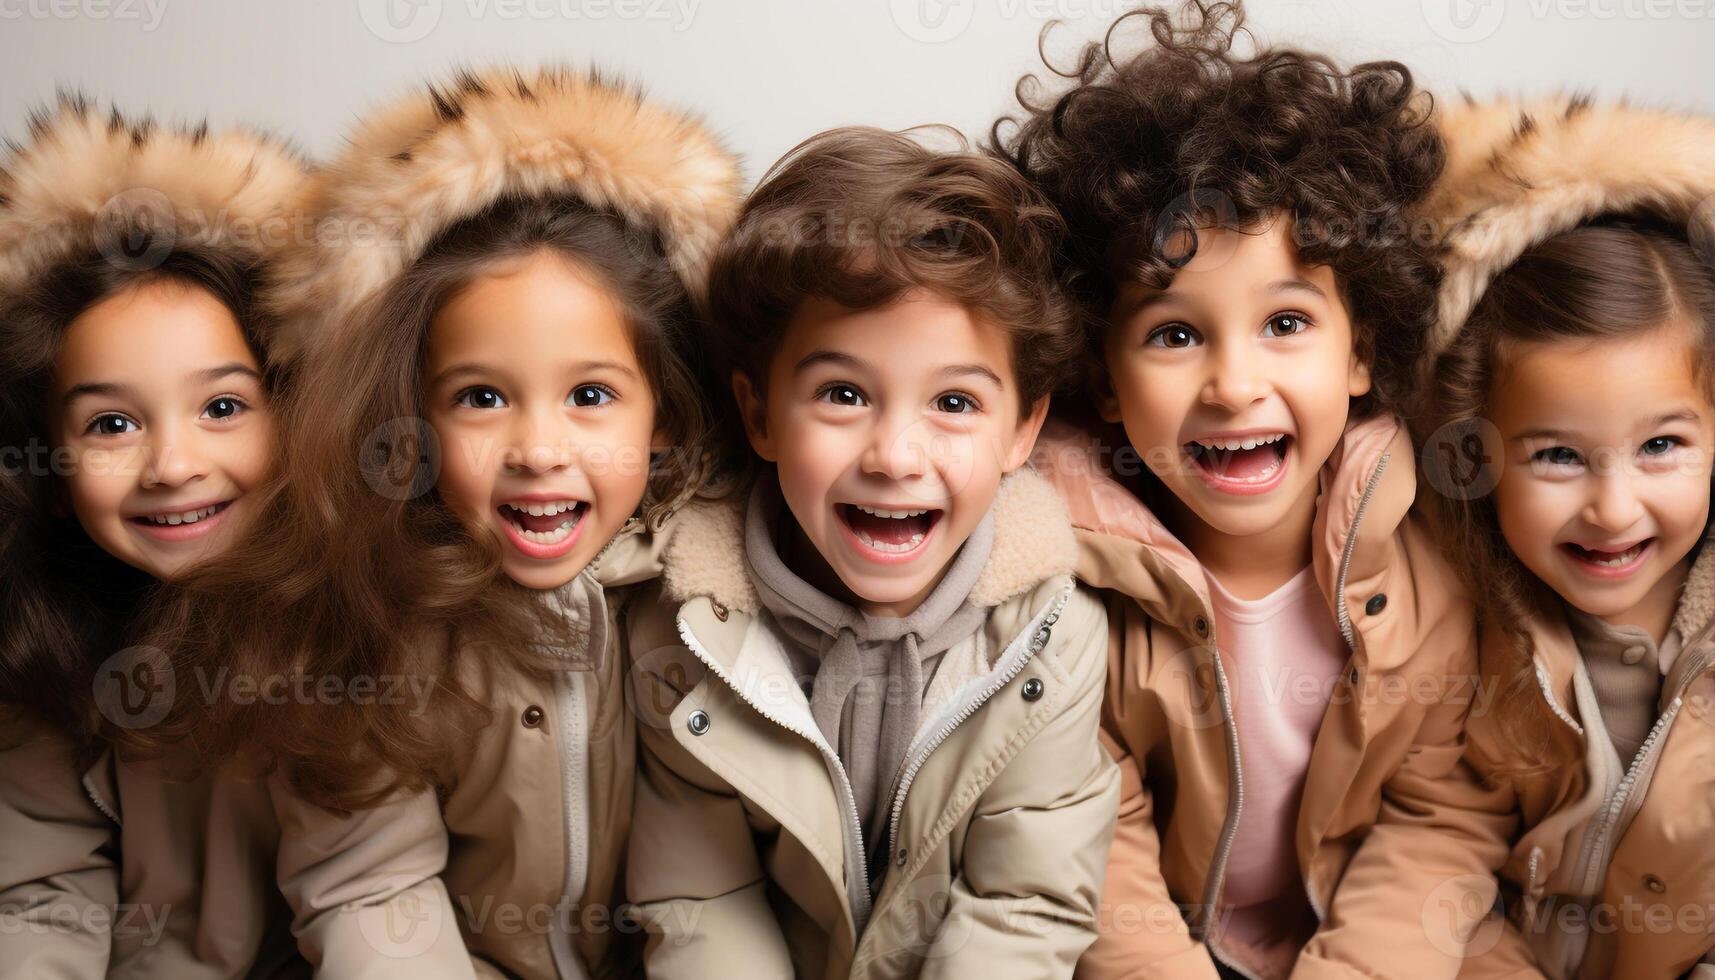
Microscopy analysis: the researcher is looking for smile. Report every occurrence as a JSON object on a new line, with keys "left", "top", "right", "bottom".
{"left": 1560, "top": 538, "right": 1654, "bottom": 579}
{"left": 1183, "top": 432, "right": 1292, "bottom": 495}
{"left": 128, "top": 499, "right": 234, "bottom": 542}
{"left": 837, "top": 503, "right": 942, "bottom": 562}
{"left": 498, "top": 498, "right": 588, "bottom": 558}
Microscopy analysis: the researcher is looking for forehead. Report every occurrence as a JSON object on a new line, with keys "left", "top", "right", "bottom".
{"left": 55, "top": 280, "right": 254, "bottom": 389}
{"left": 427, "top": 251, "right": 638, "bottom": 367}
{"left": 776, "top": 292, "right": 1016, "bottom": 378}
{"left": 1491, "top": 321, "right": 1709, "bottom": 434}
{"left": 1124, "top": 218, "right": 1340, "bottom": 308}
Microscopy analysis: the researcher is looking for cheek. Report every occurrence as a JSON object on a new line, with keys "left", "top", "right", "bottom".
{"left": 1112, "top": 362, "right": 1189, "bottom": 444}
{"left": 427, "top": 419, "right": 493, "bottom": 519}
{"left": 1494, "top": 473, "right": 1572, "bottom": 554}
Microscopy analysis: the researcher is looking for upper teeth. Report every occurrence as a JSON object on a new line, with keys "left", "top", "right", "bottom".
{"left": 510, "top": 500, "right": 579, "bottom": 516}
{"left": 145, "top": 504, "right": 222, "bottom": 526}
{"left": 1195, "top": 434, "right": 1286, "bottom": 452}
{"left": 1585, "top": 544, "right": 1645, "bottom": 567}
{"left": 854, "top": 505, "right": 930, "bottom": 519}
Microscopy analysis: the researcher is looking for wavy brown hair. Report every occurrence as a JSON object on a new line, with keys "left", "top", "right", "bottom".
{"left": 706, "top": 126, "right": 1081, "bottom": 444}
{"left": 0, "top": 246, "right": 266, "bottom": 751}
{"left": 995, "top": 0, "right": 1445, "bottom": 415}
{"left": 1420, "top": 221, "right": 1715, "bottom": 776}
{"left": 121, "top": 195, "right": 723, "bottom": 809}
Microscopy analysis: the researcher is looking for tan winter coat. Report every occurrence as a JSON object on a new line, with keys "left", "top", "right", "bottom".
{"left": 1415, "top": 96, "right": 1715, "bottom": 980}
{"left": 1033, "top": 412, "right": 1515, "bottom": 980}
{"left": 625, "top": 469, "right": 1121, "bottom": 980}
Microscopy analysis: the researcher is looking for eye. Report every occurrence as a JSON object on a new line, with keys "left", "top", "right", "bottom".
{"left": 569, "top": 384, "right": 616, "bottom": 408}
{"left": 455, "top": 386, "right": 506, "bottom": 410}
{"left": 1641, "top": 436, "right": 1681, "bottom": 456}
{"left": 85, "top": 413, "right": 138, "bottom": 437}
{"left": 817, "top": 384, "right": 867, "bottom": 408}
{"left": 1146, "top": 324, "right": 1199, "bottom": 349}
{"left": 1532, "top": 446, "right": 1583, "bottom": 467}
{"left": 934, "top": 393, "right": 978, "bottom": 415}
{"left": 1263, "top": 313, "right": 1311, "bottom": 338}
{"left": 202, "top": 395, "right": 249, "bottom": 421}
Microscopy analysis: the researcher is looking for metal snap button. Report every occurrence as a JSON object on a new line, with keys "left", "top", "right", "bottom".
{"left": 1644, "top": 873, "right": 1666, "bottom": 894}
{"left": 1365, "top": 594, "right": 1388, "bottom": 616}
{"left": 1193, "top": 616, "right": 1209, "bottom": 638}
{"left": 521, "top": 705, "right": 544, "bottom": 728}
{"left": 712, "top": 603, "right": 729, "bottom": 622}
{"left": 1022, "top": 678, "right": 1045, "bottom": 702}
{"left": 687, "top": 710, "right": 711, "bottom": 736}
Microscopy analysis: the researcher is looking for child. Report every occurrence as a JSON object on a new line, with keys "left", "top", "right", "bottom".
{"left": 623, "top": 127, "right": 1120, "bottom": 979}
{"left": 124, "top": 65, "right": 741, "bottom": 979}
{"left": 1001, "top": 3, "right": 1514, "bottom": 976}
{"left": 0, "top": 97, "right": 312, "bottom": 976}
{"left": 1418, "top": 96, "right": 1715, "bottom": 979}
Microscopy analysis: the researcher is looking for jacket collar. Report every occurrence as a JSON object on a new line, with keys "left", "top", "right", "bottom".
{"left": 1032, "top": 411, "right": 1414, "bottom": 661}
{"left": 660, "top": 466, "right": 1078, "bottom": 625}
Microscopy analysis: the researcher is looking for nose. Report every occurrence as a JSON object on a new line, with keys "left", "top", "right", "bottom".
{"left": 1582, "top": 462, "right": 1647, "bottom": 534}
{"left": 140, "top": 418, "right": 210, "bottom": 489}
{"left": 503, "top": 403, "right": 574, "bottom": 475}
{"left": 1200, "top": 335, "right": 1270, "bottom": 413}
{"left": 859, "top": 406, "right": 929, "bottom": 481}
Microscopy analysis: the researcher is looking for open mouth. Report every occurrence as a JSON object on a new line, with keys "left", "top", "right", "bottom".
{"left": 838, "top": 503, "right": 942, "bottom": 559}
{"left": 1184, "top": 433, "right": 1292, "bottom": 493}
{"left": 498, "top": 499, "right": 588, "bottom": 557}
{"left": 1561, "top": 538, "right": 1653, "bottom": 576}
{"left": 128, "top": 500, "right": 234, "bottom": 540}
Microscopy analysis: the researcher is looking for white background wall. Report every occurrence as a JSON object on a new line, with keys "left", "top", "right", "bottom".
{"left": 0, "top": 0, "right": 1710, "bottom": 183}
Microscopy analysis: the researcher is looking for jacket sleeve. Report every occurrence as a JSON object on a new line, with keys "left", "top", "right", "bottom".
{"left": 269, "top": 770, "right": 477, "bottom": 979}
{"left": 1075, "top": 594, "right": 1223, "bottom": 980}
{"left": 1290, "top": 568, "right": 1517, "bottom": 980}
{"left": 0, "top": 717, "right": 117, "bottom": 980}
{"left": 919, "top": 586, "right": 1122, "bottom": 980}
{"left": 626, "top": 668, "right": 795, "bottom": 980}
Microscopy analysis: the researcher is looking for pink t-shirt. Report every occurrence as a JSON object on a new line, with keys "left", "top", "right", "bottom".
{"left": 1205, "top": 566, "right": 1346, "bottom": 948}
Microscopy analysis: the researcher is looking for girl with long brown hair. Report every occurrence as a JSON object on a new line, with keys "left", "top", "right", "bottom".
{"left": 1417, "top": 96, "right": 1715, "bottom": 978}
{"left": 0, "top": 97, "right": 314, "bottom": 976}
{"left": 126, "top": 66, "right": 741, "bottom": 978}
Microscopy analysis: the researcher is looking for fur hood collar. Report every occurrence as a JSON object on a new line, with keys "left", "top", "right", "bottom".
{"left": 660, "top": 467, "right": 1079, "bottom": 617}
{"left": 0, "top": 93, "right": 308, "bottom": 307}
{"left": 1420, "top": 95, "right": 1715, "bottom": 378}
{"left": 269, "top": 65, "right": 742, "bottom": 364}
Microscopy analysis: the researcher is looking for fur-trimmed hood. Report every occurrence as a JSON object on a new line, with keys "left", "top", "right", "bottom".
{"left": 659, "top": 466, "right": 1080, "bottom": 617}
{"left": 268, "top": 65, "right": 742, "bottom": 364}
{"left": 0, "top": 93, "right": 308, "bottom": 309}
{"left": 1419, "top": 95, "right": 1715, "bottom": 379}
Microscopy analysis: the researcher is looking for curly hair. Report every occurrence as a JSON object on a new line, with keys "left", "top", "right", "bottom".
{"left": 995, "top": 0, "right": 1446, "bottom": 414}
{"left": 1420, "top": 220, "right": 1715, "bottom": 776}
{"left": 707, "top": 126, "right": 1082, "bottom": 415}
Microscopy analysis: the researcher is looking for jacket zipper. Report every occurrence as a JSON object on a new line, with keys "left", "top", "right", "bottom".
{"left": 1200, "top": 451, "right": 1389, "bottom": 976}
{"left": 547, "top": 574, "right": 603, "bottom": 980}
{"left": 82, "top": 771, "right": 119, "bottom": 826}
{"left": 675, "top": 617, "right": 876, "bottom": 935}
{"left": 884, "top": 583, "right": 1074, "bottom": 863}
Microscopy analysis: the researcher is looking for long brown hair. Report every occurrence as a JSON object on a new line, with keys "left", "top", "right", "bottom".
{"left": 123, "top": 194, "right": 722, "bottom": 810}
{"left": 1421, "top": 221, "right": 1715, "bottom": 775}
{"left": 0, "top": 246, "right": 266, "bottom": 749}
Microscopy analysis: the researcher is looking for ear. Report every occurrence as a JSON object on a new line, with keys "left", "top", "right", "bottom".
{"left": 730, "top": 370, "right": 777, "bottom": 462}
{"left": 1348, "top": 348, "right": 1373, "bottom": 398}
{"left": 1002, "top": 395, "right": 1053, "bottom": 473}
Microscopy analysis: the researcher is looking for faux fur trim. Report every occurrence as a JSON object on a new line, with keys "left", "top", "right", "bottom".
{"left": 268, "top": 65, "right": 742, "bottom": 365}
{"left": 0, "top": 93, "right": 308, "bottom": 305}
{"left": 1420, "top": 95, "right": 1715, "bottom": 380}
{"left": 1673, "top": 529, "right": 1715, "bottom": 642}
{"left": 661, "top": 467, "right": 1079, "bottom": 615}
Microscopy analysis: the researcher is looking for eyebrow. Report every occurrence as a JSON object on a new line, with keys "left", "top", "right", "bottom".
{"left": 1263, "top": 278, "right": 1328, "bottom": 300}
{"left": 430, "top": 359, "right": 640, "bottom": 386}
{"left": 1512, "top": 410, "right": 1705, "bottom": 442}
{"left": 61, "top": 362, "right": 259, "bottom": 408}
{"left": 793, "top": 350, "right": 1004, "bottom": 388}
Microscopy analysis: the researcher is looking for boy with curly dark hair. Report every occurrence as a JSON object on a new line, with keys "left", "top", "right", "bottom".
{"left": 1001, "top": 3, "right": 1514, "bottom": 977}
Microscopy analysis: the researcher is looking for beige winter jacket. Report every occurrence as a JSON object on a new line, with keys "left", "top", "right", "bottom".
{"left": 271, "top": 515, "right": 671, "bottom": 980}
{"left": 625, "top": 469, "right": 1121, "bottom": 980}
{"left": 1032, "top": 412, "right": 1515, "bottom": 980}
